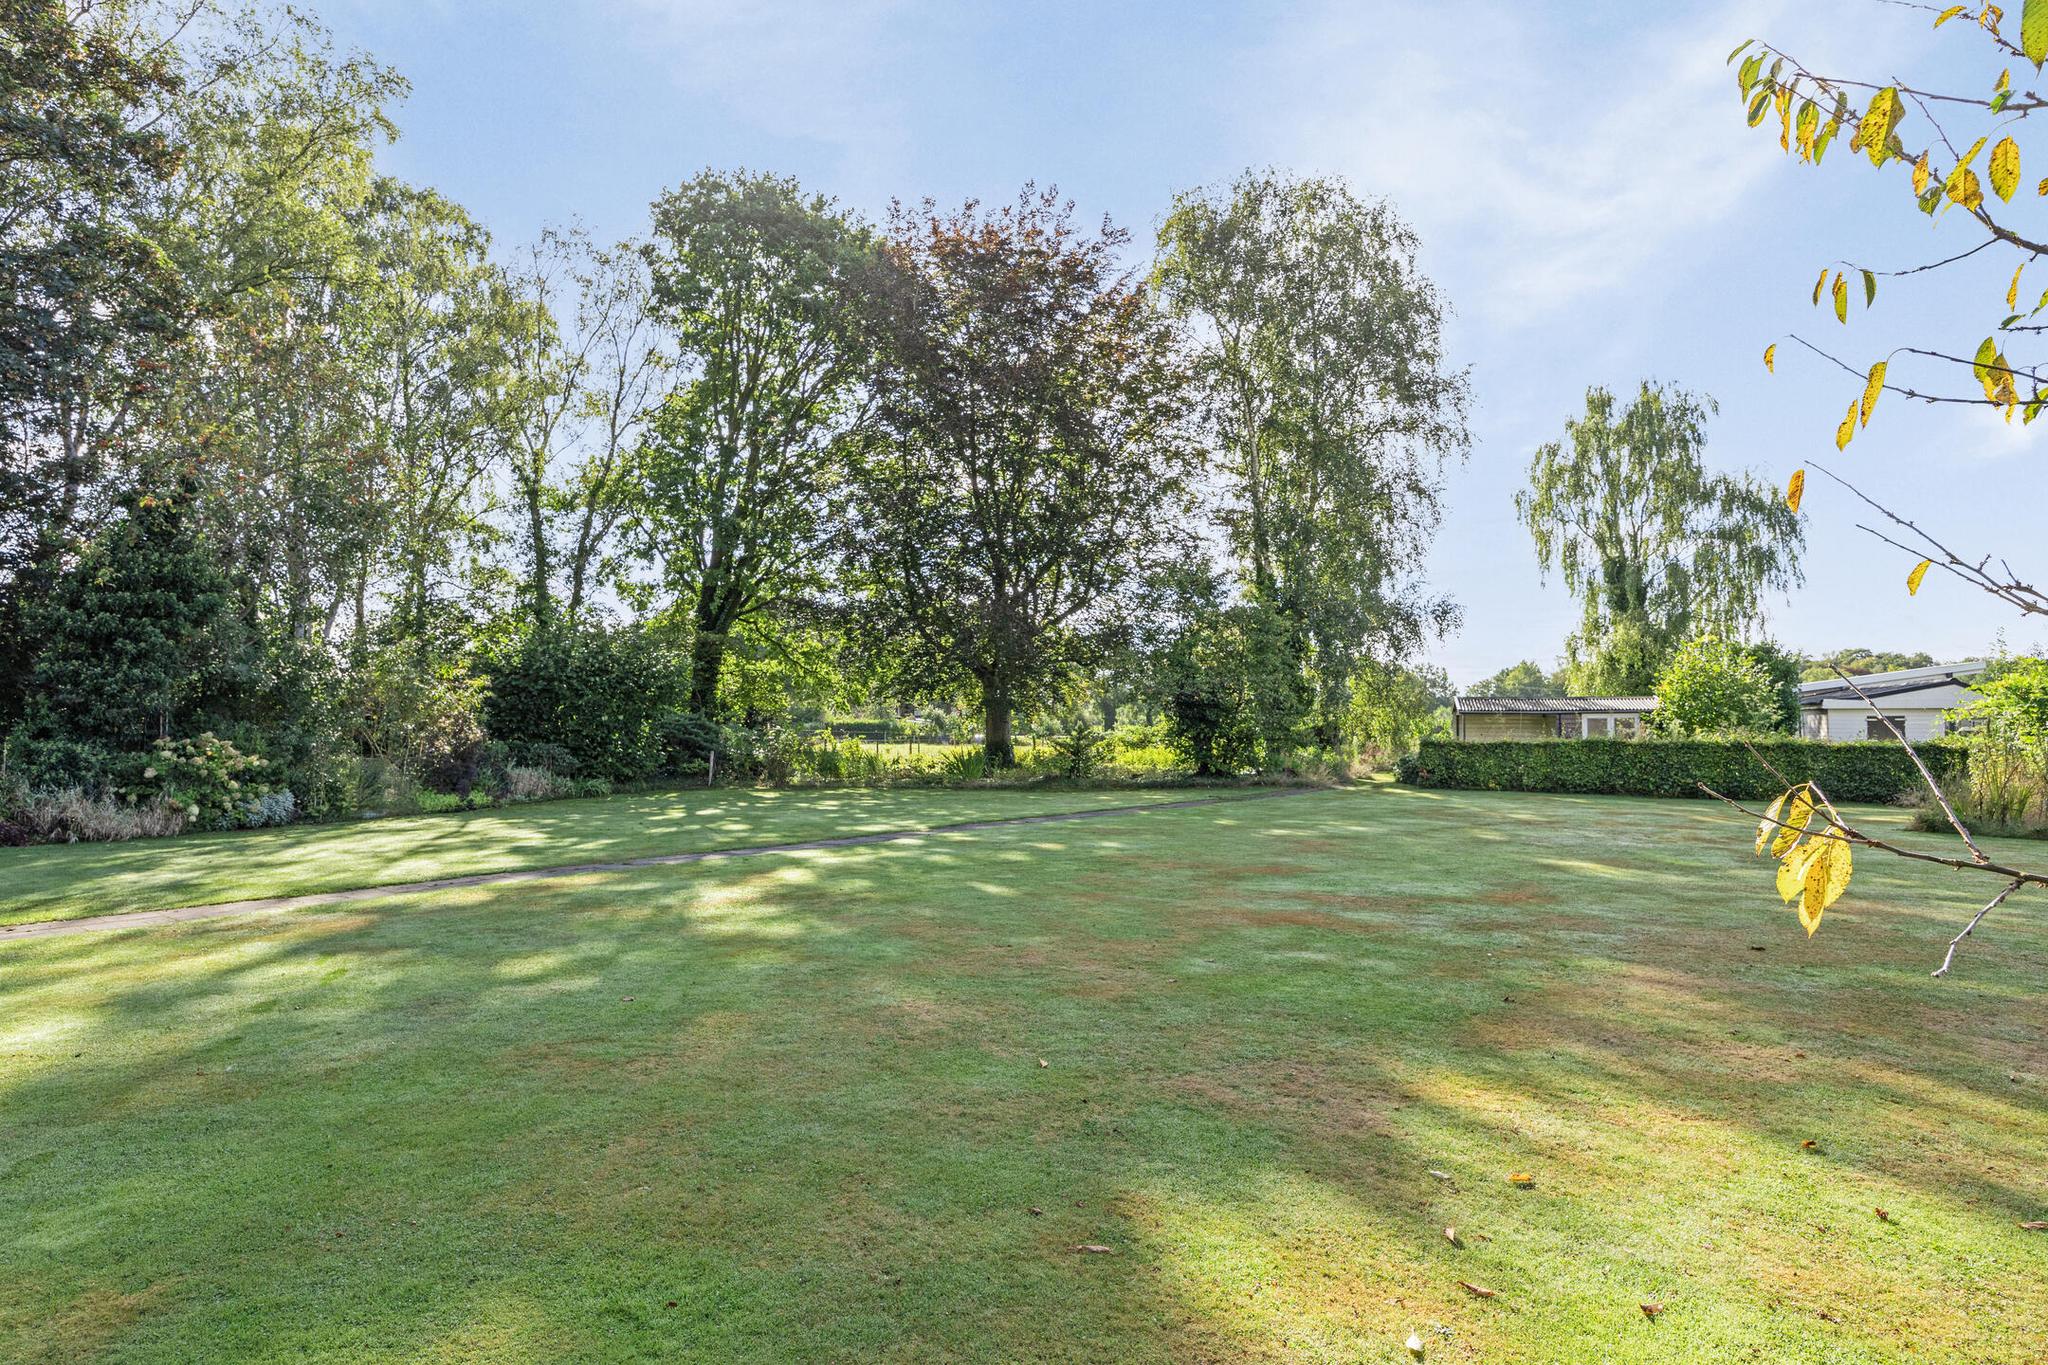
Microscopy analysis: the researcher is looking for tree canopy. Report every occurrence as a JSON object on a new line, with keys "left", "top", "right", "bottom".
{"left": 1518, "top": 382, "right": 1804, "bottom": 694}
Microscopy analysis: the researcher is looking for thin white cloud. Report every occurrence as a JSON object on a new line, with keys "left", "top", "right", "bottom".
{"left": 1242, "top": 0, "right": 1791, "bottom": 325}
{"left": 603, "top": 0, "right": 926, "bottom": 169}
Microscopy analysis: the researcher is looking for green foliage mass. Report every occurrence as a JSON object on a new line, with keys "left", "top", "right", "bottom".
{"left": 1521, "top": 383, "right": 1803, "bottom": 691}
{"left": 27, "top": 486, "right": 240, "bottom": 749}
{"left": 1653, "top": 637, "right": 1781, "bottom": 736}
{"left": 1398, "top": 736, "right": 1964, "bottom": 804}
{"left": 483, "top": 626, "right": 685, "bottom": 781}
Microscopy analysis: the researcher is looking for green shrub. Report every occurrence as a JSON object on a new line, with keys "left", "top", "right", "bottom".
{"left": 1397, "top": 737, "right": 1966, "bottom": 804}
{"left": 942, "top": 749, "right": 989, "bottom": 781}
{"left": 484, "top": 626, "right": 683, "bottom": 780}
{"left": 1049, "top": 723, "right": 1106, "bottom": 779}
{"left": 120, "top": 734, "right": 279, "bottom": 830}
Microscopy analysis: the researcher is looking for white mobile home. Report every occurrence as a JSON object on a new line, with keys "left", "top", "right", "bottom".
{"left": 1797, "top": 660, "right": 1986, "bottom": 742}
{"left": 1451, "top": 696, "right": 1657, "bottom": 741}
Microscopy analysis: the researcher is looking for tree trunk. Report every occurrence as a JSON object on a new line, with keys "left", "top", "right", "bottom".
{"left": 687, "top": 629, "right": 726, "bottom": 716}
{"left": 983, "top": 687, "right": 1015, "bottom": 768}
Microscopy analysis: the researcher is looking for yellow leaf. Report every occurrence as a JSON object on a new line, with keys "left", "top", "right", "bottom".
{"left": 1945, "top": 163, "right": 1985, "bottom": 210}
{"left": 2012, "top": 262, "right": 2026, "bottom": 310}
{"left": 1756, "top": 790, "right": 1791, "bottom": 855}
{"left": 1799, "top": 837, "right": 1853, "bottom": 936}
{"left": 1812, "top": 266, "right": 1830, "bottom": 305}
{"left": 1907, "top": 558, "right": 1932, "bottom": 595}
{"left": 2026, "top": 0, "right": 2048, "bottom": 64}
{"left": 2039, "top": 174, "right": 2048, "bottom": 195}
{"left": 1860, "top": 361, "right": 1887, "bottom": 425}
{"left": 1975, "top": 335, "right": 2001, "bottom": 396}
{"left": 1786, "top": 467, "right": 1805, "bottom": 512}
{"left": 1991, "top": 136, "right": 2022, "bottom": 201}
{"left": 1858, "top": 87, "right": 1903, "bottom": 166}
{"left": 1777, "top": 839, "right": 1820, "bottom": 902}
{"left": 1832, "top": 272, "right": 1849, "bottom": 323}
{"left": 1764, "top": 343, "right": 1777, "bottom": 372}
{"left": 1772, "top": 787, "right": 1815, "bottom": 860}
{"left": 1912, "top": 149, "right": 1931, "bottom": 194}
{"left": 1934, "top": 3, "right": 1966, "bottom": 24}
{"left": 1835, "top": 399, "right": 1857, "bottom": 450}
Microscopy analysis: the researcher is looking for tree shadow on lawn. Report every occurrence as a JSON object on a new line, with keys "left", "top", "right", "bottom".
{"left": 2, "top": 791, "right": 2045, "bottom": 1362}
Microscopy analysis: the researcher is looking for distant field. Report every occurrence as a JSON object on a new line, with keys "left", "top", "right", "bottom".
{"left": 4, "top": 785, "right": 2044, "bottom": 1362}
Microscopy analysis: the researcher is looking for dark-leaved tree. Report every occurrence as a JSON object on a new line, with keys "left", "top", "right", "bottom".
{"left": 29, "top": 483, "right": 239, "bottom": 748}
{"left": 845, "top": 187, "right": 1196, "bottom": 767}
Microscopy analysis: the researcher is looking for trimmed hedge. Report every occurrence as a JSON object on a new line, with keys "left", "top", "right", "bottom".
{"left": 1396, "top": 736, "right": 1966, "bottom": 805}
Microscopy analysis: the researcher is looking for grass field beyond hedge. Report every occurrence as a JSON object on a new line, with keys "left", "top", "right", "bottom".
{"left": 3, "top": 785, "right": 2046, "bottom": 1362}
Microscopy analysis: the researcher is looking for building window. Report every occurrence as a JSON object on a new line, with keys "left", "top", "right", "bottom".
{"left": 1865, "top": 716, "right": 1907, "bottom": 740}
{"left": 1581, "top": 715, "right": 1611, "bottom": 738}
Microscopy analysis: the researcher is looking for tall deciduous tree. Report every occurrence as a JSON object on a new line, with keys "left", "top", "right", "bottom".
{"left": 1517, "top": 382, "right": 1803, "bottom": 694}
{"left": 501, "top": 228, "right": 665, "bottom": 630}
{"left": 1154, "top": 170, "right": 1470, "bottom": 750}
{"left": 1, "top": 0, "right": 193, "bottom": 730}
{"left": 848, "top": 187, "right": 1195, "bottom": 766}
{"left": 637, "top": 171, "right": 870, "bottom": 715}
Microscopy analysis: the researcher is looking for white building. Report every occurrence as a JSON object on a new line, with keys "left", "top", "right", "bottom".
{"left": 1797, "top": 660, "right": 1986, "bottom": 743}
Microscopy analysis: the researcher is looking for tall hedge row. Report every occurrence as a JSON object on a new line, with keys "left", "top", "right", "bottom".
{"left": 1396, "top": 737, "right": 1966, "bottom": 804}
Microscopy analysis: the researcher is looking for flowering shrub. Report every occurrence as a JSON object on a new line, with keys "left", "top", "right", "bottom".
{"left": 121, "top": 734, "right": 278, "bottom": 831}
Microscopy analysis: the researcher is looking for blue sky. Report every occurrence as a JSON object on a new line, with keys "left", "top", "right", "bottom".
{"left": 322, "top": 0, "right": 2043, "bottom": 684}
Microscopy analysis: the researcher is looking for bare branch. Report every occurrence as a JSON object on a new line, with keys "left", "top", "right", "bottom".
{"left": 1807, "top": 462, "right": 2048, "bottom": 619}
{"left": 1828, "top": 665, "right": 1988, "bottom": 863}
{"left": 1933, "top": 880, "right": 2026, "bottom": 977}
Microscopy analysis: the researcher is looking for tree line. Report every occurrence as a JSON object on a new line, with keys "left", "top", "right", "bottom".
{"left": 1, "top": 1, "right": 1471, "bottom": 829}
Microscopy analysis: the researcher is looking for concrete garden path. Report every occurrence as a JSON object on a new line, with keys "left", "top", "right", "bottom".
{"left": 0, "top": 788, "right": 1320, "bottom": 943}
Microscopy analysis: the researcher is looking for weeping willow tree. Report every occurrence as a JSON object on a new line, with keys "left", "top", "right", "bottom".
{"left": 1516, "top": 382, "right": 1804, "bottom": 694}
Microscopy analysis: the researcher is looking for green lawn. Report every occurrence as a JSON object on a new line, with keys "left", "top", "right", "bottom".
{"left": 3, "top": 785, "right": 2045, "bottom": 1362}
{"left": 0, "top": 784, "right": 1195, "bottom": 927}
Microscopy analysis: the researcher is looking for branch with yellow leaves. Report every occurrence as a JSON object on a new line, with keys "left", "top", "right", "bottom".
{"left": 1808, "top": 461, "right": 2048, "bottom": 618}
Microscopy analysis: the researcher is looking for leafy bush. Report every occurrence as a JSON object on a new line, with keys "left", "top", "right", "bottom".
{"left": 0, "top": 820, "right": 31, "bottom": 847}
{"left": 484, "top": 626, "right": 683, "bottom": 781}
{"left": 355, "top": 648, "right": 489, "bottom": 792}
{"left": 241, "top": 789, "right": 297, "bottom": 828}
{"left": 1397, "top": 736, "right": 1965, "bottom": 804}
{"left": 2, "top": 728, "right": 119, "bottom": 795}
{"left": 355, "top": 756, "right": 422, "bottom": 816}
{"left": 569, "top": 776, "right": 613, "bottom": 799}
{"left": 120, "top": 734, "right": 278, "bottom": 830}
{"left": 1652, "top": 637, "right": 1780, "bottom": 735}
{"left": 1048, "top": 723, "right": 1106, "bottom": 779}
{"left": 286, "top": 748, "right": 362, "bottom": 821}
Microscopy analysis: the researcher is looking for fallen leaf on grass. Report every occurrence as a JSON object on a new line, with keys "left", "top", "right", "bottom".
{"left": 2020, "top": 1220, "right": 2047, "bottom": 1231}
{"left": 1027, "top": 1206, "right": 1043, "bottom": 1217}
{"left": 1640, "top": 1302, "right": 1663, "bottom": 1319}
{"left": 1406, "top": 1331, "right": 1425, "bottom": 1359}
{"left": 1071, "top": 1244, "right": 1114, "bottom": 1254}
{"left": 1874, "top": 1208, "right": 1892, "bottom": 1223}
{"left": 1507, "top": 1173, "right": 1535, "bottom": 1187}
{"left": 1427, "top": 1169, "right": 1452, "bottom": 1182}
{"left": 1458, "top": 1280, "right": 1498, "bottom": 1299}
{"left": 1818, "top": 1310, "right": 1841, "bottom": 1324}
{"left": 1802, "top": 1139, "right": 1818, "bottom": 1150}
{"left": 1037, "top": 1058, "right": 1048, "bottom": 1068}
{"left": 1443, "top": 1225, "right": 1460, "bottom": 1247}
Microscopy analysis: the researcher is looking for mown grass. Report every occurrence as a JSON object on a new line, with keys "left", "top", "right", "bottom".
{"left": 0, "top": 784, "right": 1194, "bottom": 927}
{"left": 2, "top": 785, "right": 2044, "bottom": 1362}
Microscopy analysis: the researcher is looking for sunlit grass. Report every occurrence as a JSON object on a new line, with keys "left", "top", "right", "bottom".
{"left": 0, "top": 784, "right": 1191, "bottom": 927}
{"left": 2, "top": 785, "right": 2044, "bottom": 1362}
